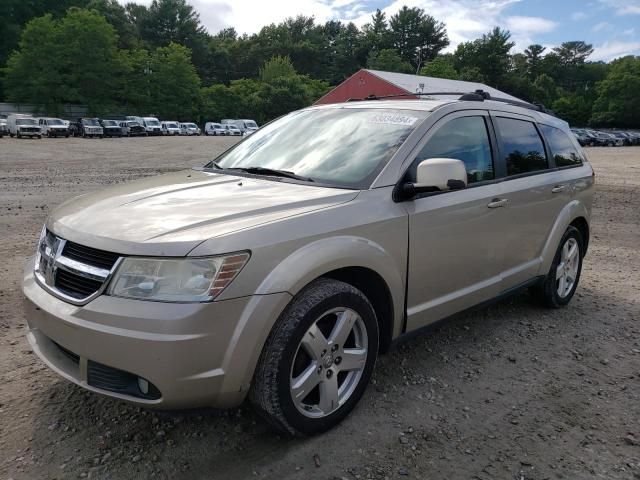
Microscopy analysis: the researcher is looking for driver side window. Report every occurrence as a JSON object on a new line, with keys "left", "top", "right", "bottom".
{"left": 412, "top": 116, "right": 494, "bottom": 184}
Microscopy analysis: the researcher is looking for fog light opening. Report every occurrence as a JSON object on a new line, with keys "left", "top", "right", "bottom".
{"left": 137, "top": 377, "right": 149, "bottom": 395}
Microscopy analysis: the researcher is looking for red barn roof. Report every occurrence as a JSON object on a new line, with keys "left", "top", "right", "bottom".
{"left": 315, "top": 69, "right": 524, "bottom": 105}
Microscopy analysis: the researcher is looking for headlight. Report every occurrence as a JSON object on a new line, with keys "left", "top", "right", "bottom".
{"left": 107, "top": 252, "right": 249, "bottom": 302}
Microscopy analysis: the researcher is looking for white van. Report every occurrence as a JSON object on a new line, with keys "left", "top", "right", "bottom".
{"left": 38, "top": 117, "right": 69, "bottom": 138}
{"left": 222, "top": 119, "right": 258, "bottom": 135}
{"left": 142, "top": 117, "right": 162, "bottom": 136}
{"left": 8, "top": 114, "right": 42, "bottom": 139}
{"left": 161, "top": 121, "right": 181, "bottom": 136}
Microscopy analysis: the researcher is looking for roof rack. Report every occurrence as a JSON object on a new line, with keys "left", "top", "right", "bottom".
{"left": 347, "top": 90, "right": 554, "bottom": 115}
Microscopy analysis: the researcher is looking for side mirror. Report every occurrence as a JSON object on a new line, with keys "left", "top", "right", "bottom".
{"left": 395, "top": 158, "right": 467, "bottom": 201}
{"left": 416, "top": 158, "right": 467, "bottom": 190}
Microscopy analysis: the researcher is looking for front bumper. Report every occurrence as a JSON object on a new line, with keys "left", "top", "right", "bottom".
{"left": 23, "top": 258, "right": 291, "bottom": 409}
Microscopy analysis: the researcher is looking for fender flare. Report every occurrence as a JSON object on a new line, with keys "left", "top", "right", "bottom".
{"left": 255, "top": 236, "right": 405, "bottom": 321}
{"left": 538, "top": 200, "right": 590, "bottom": 275}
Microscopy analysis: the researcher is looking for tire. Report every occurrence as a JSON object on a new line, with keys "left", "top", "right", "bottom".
{"left": 17, "top": 132, "right": 21, "bottom": 139}
{"left": 250, "top": 278, "right": 379, "bottom": 437}
{"left": 531, "top": 226, "right": 584, "bottom": 308}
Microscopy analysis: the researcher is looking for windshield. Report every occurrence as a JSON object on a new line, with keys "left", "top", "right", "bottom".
{"left": 16, "top": 118, "right": 37, "bottom": 125}
{"left": 245, "top": 121, "right": 258, "bottom": 128}
{"left": 49, "top": 119, "right": 64, "bottom": 125}
{"left": 82, "top": 119, "right": 100, "bottom": 126}
{"left": 167, "top": 123, "right": 178, "bottom": 128}
{"left": 145, "top": 119, "right": 160, "bottom": 126}
{"left": 103, "top": 120, "right": 118, "bottom": 126}
{"left": 187, "top": 123, "right": 197, "bottom": 128}
{"left": 212, "top": 108, "right": 427, "bottom": 188}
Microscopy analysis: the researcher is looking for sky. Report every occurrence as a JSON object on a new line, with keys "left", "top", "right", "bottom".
{"left": 120, "top": 0, "right": 640, "bottom": 61}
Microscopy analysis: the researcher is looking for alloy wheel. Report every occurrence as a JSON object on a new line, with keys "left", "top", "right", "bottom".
{"left": 290, "top": 308, "right": 368, "bottom": 418}
{"left": 556, "top": 237, "right": 580, "bottom": 298}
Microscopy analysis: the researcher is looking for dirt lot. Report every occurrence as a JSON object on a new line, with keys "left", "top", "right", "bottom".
{"left": 1, "top": 136, "right": 639, "bottom": 480}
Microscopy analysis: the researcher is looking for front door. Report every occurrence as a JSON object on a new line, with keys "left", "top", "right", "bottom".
{"left": 403, "top": 111, "right": 510, "bottom": 331}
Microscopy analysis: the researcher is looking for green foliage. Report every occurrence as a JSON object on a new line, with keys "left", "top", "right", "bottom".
{"left": 1, "top": 2, "right": 639, "bottom": 127}
{"left": 591, "top": 56, "right": 640, "bottom": 127}
{"left": 148, "top": 43, "right": 201, "bottom": 119}
{"left": 454, "top": 27, "right": 514, "bottom": 89}
{"left": 367, "top": 49, "right": 413, "bottom": 73}
{"left": 4, "top": 8, "right": 125, "bottom": 114}
{"left": 260, "top": 56, "right": 297, "bottom": 83}
{"left": 420, "top": 55, "right": 459, "bottom": 80}
{"left": 388, "top": 6, "right": 448, "bottom": 68}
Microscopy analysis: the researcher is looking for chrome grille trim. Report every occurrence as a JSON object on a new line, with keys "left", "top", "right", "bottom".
{"left": 34, "top": 229, "right": 122, "bottom": 306}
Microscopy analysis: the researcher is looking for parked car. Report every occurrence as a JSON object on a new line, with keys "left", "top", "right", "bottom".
{"left": 37, "top": 118, "right": 69, "bottom": 138}
{"left": 180, "top": 122, "right": 201, "bottom": 136}
{"left": 23, "top": 95, "right": 594, "bottom": 436}
{"left": 70, "top": 118, "right": 104, "bottom": 138}
{"left": 224, "top": 124, "right": 242, "bottom": 136}
{"left": 594, "top": 131, "right": 623, "bottom": 147}
{"left": 100, "top": 119, "right": 123, "bottom": 138}
{"left": 8, "top": 114, "right": 41, "bottom": 139}
{"left": 571, "top": 128, "right": 593, "bottom": 147}
{"left": 222, "top": 118, "right": 258, "bottom": 135}
{"left": 161, "top": 121, "right": 181, "bottom": 136}
{"left": 141, "top": 117, "right": 162, "bottom": 136}
{"left": 119, "top": 121, "right": 147, "bottom": 137}
{"left": 204, "top": 122, "right": 227, "bottom": 136}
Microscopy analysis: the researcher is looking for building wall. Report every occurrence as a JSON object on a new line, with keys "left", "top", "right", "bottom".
{"left": 315, "top": 69, "right": 417, "bottom": 105}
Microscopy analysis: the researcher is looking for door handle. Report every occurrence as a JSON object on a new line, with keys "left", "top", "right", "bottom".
{"left": 487, "top": 198, "right": 508, "bottom": 208}
{"left": 552, "top": 184, "right": 567, "bottom": 193}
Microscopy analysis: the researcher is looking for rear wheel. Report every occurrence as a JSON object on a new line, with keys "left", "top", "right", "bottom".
{"left": 531, "top": 226, "right": 584, "bottom": 308}
{"left": 251, "top": 278, "right": 378, "bottom": 436}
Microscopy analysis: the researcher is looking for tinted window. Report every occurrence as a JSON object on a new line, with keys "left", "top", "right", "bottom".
{"left": 414, "top": 116, "right": 494, "bottom": 183}
{"left": 540, "top": 125, "right": 583, "bottom": 167}
{"left": 496, "top": 117, "right": 548, "bottom": 176}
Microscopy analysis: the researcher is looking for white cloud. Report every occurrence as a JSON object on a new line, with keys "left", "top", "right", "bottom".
{"left": 571, "top": 11, "right": 588, "bottom": 21}
{"left": 623, "top": 28, "right": 636, "bottom": 36}
{"left": 506, "top": 15, "right": 557, "bottom": 34}
{"left": 598, "top": 0, "right": 640, "bottom": 15}
{"left": 591, "top": 21, "right": 612, "bottom": 32}
{"left": 591, "top": 41, "right": 640, "bottom": 60}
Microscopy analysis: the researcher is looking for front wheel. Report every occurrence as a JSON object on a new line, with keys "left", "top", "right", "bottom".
{"left": 531, "top": 226, "right": 584, "bottom": 308}
{"left": 250, "top": 278, "right": 378, "bottom": 436}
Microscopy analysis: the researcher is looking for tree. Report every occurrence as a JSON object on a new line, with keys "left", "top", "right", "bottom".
{"left": 388, "top": 6, "right": 448, "bottom": 69}
{"left": 87, "top": 0, "right": 137, "bottom": 49}
{"left": 454, "top": 28, "right": 514, "bottom": 88}
{"left": 420, "top": 55, "right": 459, "bottom": 79}
{"left": 366, "top": 48, "right": 413, "bottom": 73}
{"left": 591, "top": 56, "right": 640, "bottom": 127}
{"left": 4, "top": 8, "right": 125, "bottom": 114}
{"left": 552, "top": 94, "right": 591, "bottom": 126}
{"left": 260, "top": 55, "right": 297, "bottom": 83}
{"left": 524, "top": 44, "right": 545, "bottom": 79}
{"left": 148, "top": 42, "right": 201, "bottom": 119}
{"left": 552, "top": 41, "right": 593, "bottom": 66}
{"left": 531, "top": 73, "right": 557, "bottom": 106}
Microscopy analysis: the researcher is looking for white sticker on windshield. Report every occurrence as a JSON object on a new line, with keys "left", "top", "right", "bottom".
{"left": 369, "top": 114, "right": 418, "bottom": 126}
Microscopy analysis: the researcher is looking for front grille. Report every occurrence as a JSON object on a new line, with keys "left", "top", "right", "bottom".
{"left": 53, "top": 341, "right": 80, "bottom": 365}
{"left": 37, "top": 231, "right": 121, "bottom": 303}
{"left": 62, "top": 241, "right": 119, "bottom": 270}
{"left": 55, "top": 269, "right": 103, "bottom": 299}
{"left": 88, "top": 361, "right": 161, "bottom": 400}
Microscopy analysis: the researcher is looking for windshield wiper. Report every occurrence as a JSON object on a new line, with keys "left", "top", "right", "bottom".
{"left": 232, "top": 166, "right": 315, "bottom": 182}
{"left": 204, "top": 162, "right": 314, "bottom": 182}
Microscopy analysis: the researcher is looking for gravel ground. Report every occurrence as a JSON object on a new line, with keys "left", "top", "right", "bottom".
{"left": 0, "top": 136, "right": 639, "bottom": 480}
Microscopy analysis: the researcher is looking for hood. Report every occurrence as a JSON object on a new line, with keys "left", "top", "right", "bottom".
{"left": 49, "top": 170, "right": 358, "bottom": 256}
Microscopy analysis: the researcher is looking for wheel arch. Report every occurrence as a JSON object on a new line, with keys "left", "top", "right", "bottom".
{"left": 539, "top": 201, "right": 591, "bottom": 275}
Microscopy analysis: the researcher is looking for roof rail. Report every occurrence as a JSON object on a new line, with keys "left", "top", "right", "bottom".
{"left": 346, "top": 90, "right": 554, "bottom": 116}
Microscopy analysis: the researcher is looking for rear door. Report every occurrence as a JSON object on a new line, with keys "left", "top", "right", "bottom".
{"left": 490, "top": 112, "right": 568, "bottom": 289}
{"left": 404, "top": 110, "right": 510, "bottom": 331}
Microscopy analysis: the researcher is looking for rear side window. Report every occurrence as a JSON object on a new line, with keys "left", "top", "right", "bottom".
{"left": 415, "top": 116, "right": 494, "bottom": 184}
{"left": 496, "top": 117, "right": 548, "bottom": 176}
{"left": 540, "top": 125, "right": 583, "bottom": 167}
